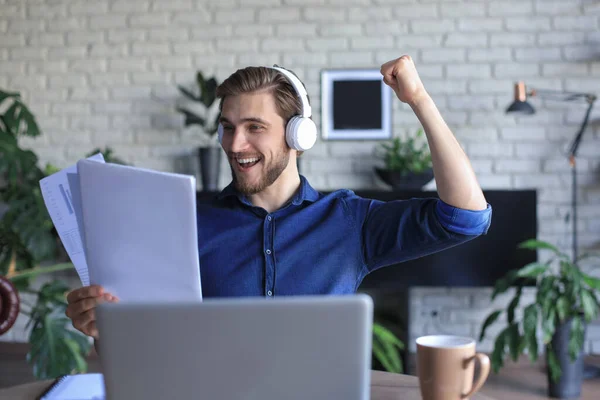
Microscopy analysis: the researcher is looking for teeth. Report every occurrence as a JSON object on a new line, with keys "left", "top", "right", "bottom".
{"left": 237, "top": 157, "right": 259, "bottom": 164}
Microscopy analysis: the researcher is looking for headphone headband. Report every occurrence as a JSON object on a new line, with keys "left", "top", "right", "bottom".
{"left": 270, "top": 65, "right": 312, "bottom": 119}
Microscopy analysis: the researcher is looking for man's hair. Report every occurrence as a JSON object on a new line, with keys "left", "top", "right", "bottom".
{"left": 216, "top": 66, "right": 309, "bottom": 129}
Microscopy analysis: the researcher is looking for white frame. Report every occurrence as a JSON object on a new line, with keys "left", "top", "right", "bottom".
{"left": 320, "top": 69, "right": 392, "bottom": 141}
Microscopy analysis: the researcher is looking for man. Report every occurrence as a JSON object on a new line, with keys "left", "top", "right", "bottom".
{"left": 65, "top": 55, "right": 491, "bottom": 340}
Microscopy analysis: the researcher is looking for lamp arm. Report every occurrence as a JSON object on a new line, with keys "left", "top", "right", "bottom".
{"left": 533, "top": 90, "right": 592, "bottom": 102}
{"left": 532, "top": 88, "right": 590, "bottom": 97}
{"left": 567, "top": 97, "right": 596, "bottom": 159}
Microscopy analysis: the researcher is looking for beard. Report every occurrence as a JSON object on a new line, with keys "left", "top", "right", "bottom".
{"left": 230, "top": 144, "right": 290, "bottom": 196}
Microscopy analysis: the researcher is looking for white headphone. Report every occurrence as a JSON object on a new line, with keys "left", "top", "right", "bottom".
{"left": 218, "top": 65, "right": 317, "bottom": 152}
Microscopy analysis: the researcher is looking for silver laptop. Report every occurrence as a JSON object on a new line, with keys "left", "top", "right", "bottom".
{"left": 96, "top": 295, "right": 373, "bottom": 400}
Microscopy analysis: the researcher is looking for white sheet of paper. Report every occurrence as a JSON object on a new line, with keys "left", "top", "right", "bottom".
{"left": 40, "top": 373, "right": 105, "bottom": 400}
{"left": 39, "top": 154, "right": 105, "bottom": 286}
{"left": 77, "top": 160, "right": 202, "bottom": 303}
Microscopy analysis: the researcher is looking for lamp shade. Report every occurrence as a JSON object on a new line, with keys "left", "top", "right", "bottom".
{"left": 505, "top": 81, "right": 536, "bottom": 114}
{"left": 506, "top": 100, "right": 535, "bottom": 114}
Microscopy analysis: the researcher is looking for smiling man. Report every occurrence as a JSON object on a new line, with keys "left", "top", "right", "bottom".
{"left": 65, "top": 55, "right": 492, "bottom": 341}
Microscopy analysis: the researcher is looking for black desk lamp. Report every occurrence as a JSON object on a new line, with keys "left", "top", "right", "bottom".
{"left": 506, "top": 81, "right": 598, "bottom": 379}
{"left": 506, "top": 81, "right": 597, "bottom": 263}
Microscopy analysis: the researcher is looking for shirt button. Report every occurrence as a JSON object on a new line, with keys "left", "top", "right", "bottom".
{"left": 267, "top": 290, "right": 273, "bottom": 296}
{"left": 265, "top": 249, "right": 272, "bottom": 255}
{"left": 267, "top": 215, "right": 272, "bottom": 221}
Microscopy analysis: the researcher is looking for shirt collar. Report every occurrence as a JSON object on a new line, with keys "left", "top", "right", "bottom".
{"left": 217, "top": 175, "right": 320, "bottom": 207}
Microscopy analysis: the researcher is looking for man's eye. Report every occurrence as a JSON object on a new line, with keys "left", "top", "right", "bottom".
{"left": 223, "top": 126, "right": 233, "bottom": 131}
{"left": 250, "top": 125, "right": 263, "bottom": 131}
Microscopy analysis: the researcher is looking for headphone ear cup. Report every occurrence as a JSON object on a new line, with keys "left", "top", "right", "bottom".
{"left": 217, "top": 123, "right": 224, "bottom": 145}
{"left": 286, "top": 116, "right": 317, "bottom": 151}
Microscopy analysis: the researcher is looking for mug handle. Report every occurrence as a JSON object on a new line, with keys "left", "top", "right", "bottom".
{"left": 463, "top": 353, "right": 490, "bottom": 399}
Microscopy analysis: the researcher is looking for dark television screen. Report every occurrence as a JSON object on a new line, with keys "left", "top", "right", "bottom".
{"left": 354, "top": 189, "right": 538, "bottom": 288}
{"left": 332, "top": 80, "right": 381, "bottom": 130}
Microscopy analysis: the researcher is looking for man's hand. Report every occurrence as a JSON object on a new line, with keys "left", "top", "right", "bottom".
{"left": 65, "top": 285, "right": 118, "bottom": 340}
{"left": 380, "top": 55, "right": 428, "bottom": 106}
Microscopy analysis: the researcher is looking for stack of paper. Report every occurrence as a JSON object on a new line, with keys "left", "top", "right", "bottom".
{"left": 39, "top": 156, "right": 203, "bottom": 301}
{"left": 40, "top": 154, "right": 105, "bottom": 286}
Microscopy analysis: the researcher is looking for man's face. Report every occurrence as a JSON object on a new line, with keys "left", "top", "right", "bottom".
{"left": 219, "top": 91, "right": 291, "bottom": 195}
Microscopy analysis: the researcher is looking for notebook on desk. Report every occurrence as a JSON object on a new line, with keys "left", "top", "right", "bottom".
{"left": 37, "top": 373, "right": 104, "bottom": 400}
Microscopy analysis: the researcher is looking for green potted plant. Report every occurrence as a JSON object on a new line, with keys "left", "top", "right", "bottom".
{"left": 372, "top": 322, "right": 405, "bottom": 374}
{"left": 0, "top": 89, "right": 128, "bottom": 379}
{"left": 478, "top": 238, "right": 600, "bottom": 399}
{"left": 374, "top": 128, "right": 433, "bottom": 190}
{"left": 176, "top": 71, "right": 221, "bottom": 192}
{"left": 0, "top": 88, "right": 92, "bottom": 379}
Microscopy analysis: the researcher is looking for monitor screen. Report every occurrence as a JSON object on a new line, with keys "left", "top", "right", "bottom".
{"left": 355, "top": 189, "right": 538, "bottom": 288}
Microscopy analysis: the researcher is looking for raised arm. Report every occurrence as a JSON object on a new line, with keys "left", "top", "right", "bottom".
{"left": 380, "top": 55, "right": 488, "bottom": 211}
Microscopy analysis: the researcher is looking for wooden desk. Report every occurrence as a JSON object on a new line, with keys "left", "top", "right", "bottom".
{"left": 371, "top": 370, "right": 493, "bottom": 400}
{"left": 478, "top": 356, "right": 600, "bottom": 400}
{"left": 0, "top": 370, "right": 494, "bottom": 400}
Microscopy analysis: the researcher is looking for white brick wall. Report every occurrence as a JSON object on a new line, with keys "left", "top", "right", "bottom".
{"left": 2, "top": 0, "right": 599, "bottom": 353}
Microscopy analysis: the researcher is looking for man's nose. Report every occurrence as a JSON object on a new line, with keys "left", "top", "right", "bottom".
{"left": 229, "top": 129, "right": 249, "bottom": 152}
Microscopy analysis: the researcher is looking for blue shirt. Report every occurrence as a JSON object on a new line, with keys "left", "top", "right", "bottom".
{"left": 197, "top": 176, "right": 492, "bottom": 298}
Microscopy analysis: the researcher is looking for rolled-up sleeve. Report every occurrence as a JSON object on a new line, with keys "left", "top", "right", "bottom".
{"left": 435, "top": 200, "right": 492, "bottom": 236}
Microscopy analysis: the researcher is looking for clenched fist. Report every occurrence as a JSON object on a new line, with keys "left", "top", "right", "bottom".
{"left": 380, "top": 55, "right": 428, "bottom": 106}
{"left": 65, "top": 285, "right": 118, "bottom": 340}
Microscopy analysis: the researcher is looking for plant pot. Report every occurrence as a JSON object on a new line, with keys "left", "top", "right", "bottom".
{"left": 198, "top": 146, "right": 222, "bottom": 192}
{"left": 546, "top": 318, "right": 586, "bottom": 399}
{"left": 374, "top": 167, "right": 434, "bottom": 190}
{"left": 0, "top": 275, "right": 19, "bottom": 335}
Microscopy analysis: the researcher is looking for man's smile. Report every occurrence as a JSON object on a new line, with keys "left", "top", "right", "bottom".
{"left": 233, "top": 156, "right": 262, "bottom": 171}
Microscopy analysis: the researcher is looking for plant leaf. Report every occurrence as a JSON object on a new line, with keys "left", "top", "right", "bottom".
{"left": 518, "top": 239, "right": 561, "bottom": 255}
{"left": 538, "top": 276, "right": 558, "bottom": 320}
{"left": 26, "top": 283, "right": 91, "bottom": 379}
{"left": 63, "top": 337, "right": 87, "bottom": 373}
{"left": 479, "top": 309, "right": 502, "bottom": 341}
{"left": 372, "top": 322, "right": 404, "bottom": 374}
{"left": 177, "top": 85, "right": 199, "bottom": 102}
{"left": 196, "top": 71, "right": 206, "bottom": 95}
{"left": 201, "top": 77, "right": 218, "bottom": 108}
{"left": 568, "top": 316, "right": 585, "bottom": 363}
{"left": 555, "top": 296, "right": 570, "bottom": 323}
{"left": 372, "top": 339, "right": 395, "bottom": 373}
{"left": 0, "top": 90, "right": 41, "bottom": 138}
{"left": 523, "top": 304, "right": 539, "bottom": 363}
{"left": 581, "top": 272, "right": 600, "bottom": 291}
{"left": 8, "top": 262, "right": 73, "bottom": 282}
{"left": 491, "top": 327, "right": 509, "bottom": 373}
{"left": 508, "top": 323, "right": 522, "bottom": 362}
{"left": 516, "top": 262, "right": 549, "bottom": 278}
{"left": 492, "top": 270, "right": 518, "bottom": 300}
{"left": 382, "top": 339, "right": 402, "bottom": 373}
{"left": 542, "top": 309, "right": 556, "bottom": 344}
{"left": 581, "top": 289, "right": 598, "bottom": 322}
{"left": 0, "top": 133, "right": 42, "bottom": 186}
{"left": 547, "top": 345, "right": 562, "bottom": 383}
{"left": 176, "top": 107, "right": 206, "bottom": 127}
{"left": 376, "top": 128, "right": 432, "bottom": 173}
{"left": 3, "top": 185, "right": 57, "bottom": 262}
{"left": 507, "top": 287, "right": 522, "bottom": 324}
{"left": 372, "top": 323, "right": 404, "bottom": 350}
